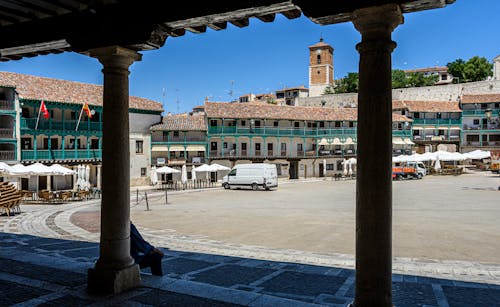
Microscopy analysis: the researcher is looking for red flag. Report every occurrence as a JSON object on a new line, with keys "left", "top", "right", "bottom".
{"left": 82, "top": 103, "right": 92, "bottom": 118}
{"left": 40, "top": 100, "right": 49, "bottom": 119}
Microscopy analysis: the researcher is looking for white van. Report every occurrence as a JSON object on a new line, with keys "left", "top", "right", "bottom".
{"left": 222, "top": 163, "right": 278, "bottom": 191}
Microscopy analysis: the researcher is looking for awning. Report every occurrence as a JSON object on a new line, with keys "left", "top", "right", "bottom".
{"left": 168, "top": 145, "right": 185, "bottom": 152}
{"left": 152, "top": 146, "right": 169, "bottom": 152}
{"left": 424, "top": 127, "right": 435, "bottom": 130}
{"left": 438, "top": 126, "right": 449, "bottom": 130}
{"left": 392, "top": 138, "right": 406, "bottom": 145}
{"left": 404, "top": 138, "right": 415, "bottom": 145}
{"left": 412, "top": 126, "right": 424, "bottom": 130}
{"left": 318, "top": 138, "right": 329, "bottom": 145}
{"left": 186, "top": 145, "right": 206, "bottom": 151}
{"left": 449, "top": 127, "right": 461, "bottom": 130}
{"left": 343, "top": 137, "right": 355, "bottom": 145}
{"left": 331, "top": 138, "right": 342, "bottom": 145}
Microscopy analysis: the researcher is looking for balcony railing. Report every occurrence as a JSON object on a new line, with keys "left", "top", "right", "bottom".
{"left": 0, "top": 150, "right": 15, "bottom": 160}
{"left": 411, "top": 118, "right": 461, "bottom": 125}
{"left": 0, "top": 128, "right": 14, "bottom": 139}
{"left": 21, "top": 149, "right": 101, "bottom": 160}
{"left": 152, "top": 135, "right": 206, "bottom": 143}
{"left": 21, "top": 118, "right": 103, "bottom": 131}
{"left": 462, "top": 141, "right": 500, "bottom": 147}
{"left": 208, "top": 126, "right": 358, "bottom": 137}
{"left": 463, "top": 125, "right": 500, "bottom": 131}
{"left": 462, "top": 109, "right": 500, "bottom": 117}
{"left": 0, "top": 100, "right": 14, "bottom": 110}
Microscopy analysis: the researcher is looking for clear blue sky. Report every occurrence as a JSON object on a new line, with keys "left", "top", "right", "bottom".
{"left": 2, "top": 1, "right": 499, "bottom": 114}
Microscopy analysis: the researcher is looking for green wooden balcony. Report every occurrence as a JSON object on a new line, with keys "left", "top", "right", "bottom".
{"left": 21, "top": 118, "right": 103, "bottom": 132}
{"left": 21, "top": 149, "right": 101, "bottom": 161}
{"left": 208, "top": 126, "right": 359, "bottom": 137}
{"left": 462, "top": 109, "right": 500, "bottom": 117}
{"left": 411, "top": 118, "right": 461, "bottom": 125}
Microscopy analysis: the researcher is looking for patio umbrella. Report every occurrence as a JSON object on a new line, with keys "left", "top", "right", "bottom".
{"left": 342, "top": 159, "right": 348, "bottom": 176}
{"left": 191, "top": 166, "right": 197, "bottom": 181}
{"left": 85, "top": 165, "right": 90, "bottom": 189}
{"left": 434, "top": 156, "right": 441, "bottom": 171}
{"left": 323, "top": 159, "right": 327, "bottom": 175}
{"left": 348, "top": 160, "right": 353, "bottom": 176}
{"left": 150, "top": 166, "right": 158, "bottom": 185}
{"left": 209, "top": 163, "right": 231, "bottom": 171}
{"left": 25, "top": 163, "right": 62, "bottom": 192}
{"left": 156, "top": 166, "right": 181, "bottom": 174}
{"left": 49, "top": 164, "right": 76, "bottom": 191}
{"left": 181, "top": 164, "right": 187, "bottom": 185}
{"left": 0, "top": 162, "right": 14, "bottom": 175}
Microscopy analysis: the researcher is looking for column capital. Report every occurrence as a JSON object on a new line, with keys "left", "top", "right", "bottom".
{"left": 89, "top": 46, "right": 142, "bottom": 69}
{"left": 352, "top": 4, "right": 404, "bottom": 40}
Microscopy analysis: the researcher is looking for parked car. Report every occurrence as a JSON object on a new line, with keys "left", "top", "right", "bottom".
{"left": 223, "top": 163, "right": 278, "bottom": 190}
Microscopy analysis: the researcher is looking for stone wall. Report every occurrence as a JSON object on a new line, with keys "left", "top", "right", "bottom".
{"left": 129, "top": 132, "right": 151, "bottom": 186}
{"left": 298, "top": 80, "right": 500, "bottom": 107}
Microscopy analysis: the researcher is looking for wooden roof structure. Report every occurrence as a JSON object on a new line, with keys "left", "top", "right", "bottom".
{"left": 0, "top": 0, "right": 454, "bottom": 61}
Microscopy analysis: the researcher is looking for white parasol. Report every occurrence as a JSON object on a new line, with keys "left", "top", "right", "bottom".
{"left": 150, "top": 166, "right": 158, "bottom": 185}
{"left": 181, "top": 164, "right": 187, "bottom": 185}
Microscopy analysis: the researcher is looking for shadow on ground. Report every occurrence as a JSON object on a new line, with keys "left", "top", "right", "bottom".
{"left": 0, "top": 232, "right": 499, "bottom": 306}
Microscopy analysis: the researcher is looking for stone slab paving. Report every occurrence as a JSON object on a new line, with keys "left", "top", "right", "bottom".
{"left": 0, "top": 233, "right": 499, "bottom": 306}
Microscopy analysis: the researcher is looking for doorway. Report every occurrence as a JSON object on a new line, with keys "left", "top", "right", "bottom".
{"left": 289, "top": 161, "right": 298, "bottom": 179}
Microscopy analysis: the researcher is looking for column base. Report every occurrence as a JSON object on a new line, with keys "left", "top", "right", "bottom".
{"left": 87, "top": 264, "right": 141, "bottom": 294}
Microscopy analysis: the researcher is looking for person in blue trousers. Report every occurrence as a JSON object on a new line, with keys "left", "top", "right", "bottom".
{"left": 130, "top": 221, "right": 164, "bottom": 276}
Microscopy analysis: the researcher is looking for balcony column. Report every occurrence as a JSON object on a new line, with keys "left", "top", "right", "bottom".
{"left": 73, "top": 166, "right": 78, "bottom": 190}
{"left": 34, "top": 135, "right": 37, "bottom": 160}
{"left": 87, "top": 46, "right": 142, "bottom": 294}
{"left": 62, "top": 137, "right": 65, "bottom": 159}
{"left": 74, "top": 136, "right": 78, "bottom": 157}
{"left": 351, "top": 4, "right": 403, "bottom": 307}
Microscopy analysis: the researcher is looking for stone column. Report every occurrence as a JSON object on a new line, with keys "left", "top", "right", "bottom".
{"left": 96, "top": 164, "right": 102, "bottom": 190}
{"left": 87, "top": 46, "right": 142, "bottom": 294}
{"left": 351, "top": 4, "right": 403, "bottom": 307}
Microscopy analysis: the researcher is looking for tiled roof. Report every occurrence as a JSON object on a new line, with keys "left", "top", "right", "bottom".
{"left": 461, "top": 94, "right": 500, "bottom": 104}
{"left": 308, "top": 40, "right": 332, "bottom": 49}
{"left": 205, "top": 102, "right": 411, "bottom": 122}
{"left": 0, "top": 71, "right": 163, "bottom": 112}
{"left": 151, "top": 113, "right": 206, "bottom": 131}
{"left": 393, "top": 100, "right": 461, "bottom": 112}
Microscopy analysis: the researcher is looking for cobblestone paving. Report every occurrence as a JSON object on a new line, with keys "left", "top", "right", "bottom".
{"left": 0, "top": 192, "right": 499, "bottom": 306}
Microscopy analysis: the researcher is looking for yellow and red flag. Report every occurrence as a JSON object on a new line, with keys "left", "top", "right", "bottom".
{"left": 82, "top": 102, "right": 92, "bottom": 118}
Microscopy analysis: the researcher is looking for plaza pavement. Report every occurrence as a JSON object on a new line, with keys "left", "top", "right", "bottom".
{"left": 0, "top": 175, "right": 499, "bottom": 306}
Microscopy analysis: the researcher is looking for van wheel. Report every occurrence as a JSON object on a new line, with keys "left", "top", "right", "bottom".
{"left": 223, "top": 183, "right": 230, "bottom": 189}
{"left": 417, "top": 173, "right": 423, "bottom": 179}
{"left": 264, "top": 184, "right": 269, "bottom": 191}
{"left": 251, "top": 183, "right": 258, "bottom": 191}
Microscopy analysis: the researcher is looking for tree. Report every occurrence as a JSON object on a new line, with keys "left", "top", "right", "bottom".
{"left": 447, "top": 57, "right": 493, "bottom": 83}
{"left": 463, "top": 56, "right": 493, "bottom": 82}
{"left": 391, "top": 69, "right": 407, "bottom": 88}
{"left": 447, "top": 58, "right": 466, "bottom": 83}
{"left": 322, "top": 85, "right": 335, "bottom": 95}
{"left": 334, "top": 72, "right": 359, "bottom": 93}
{"left": 406, "top": 72, "right": 438, "bottom": 87}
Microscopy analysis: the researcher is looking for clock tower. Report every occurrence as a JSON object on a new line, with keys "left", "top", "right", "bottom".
{"left": 308, "top": 38, "right": 334, "bottom": 97}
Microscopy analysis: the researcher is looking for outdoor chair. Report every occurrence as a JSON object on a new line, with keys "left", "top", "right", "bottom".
{"left": 59, "top": 191, "right": 73, "bottom": 202}
{"left": 38, "top": 190, "right": 53, "bottom": 202}
{"left": 0, "top": 183, "right": 22, "bottom": 216}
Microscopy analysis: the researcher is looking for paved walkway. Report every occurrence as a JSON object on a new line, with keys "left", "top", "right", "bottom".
{"left": 0, "top": 195, "right": 499, "bottom": 306}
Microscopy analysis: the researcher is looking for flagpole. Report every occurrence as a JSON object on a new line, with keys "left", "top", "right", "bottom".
{"left": 34, "top": 101, "right": 43, "bottom": 130}
{"left": 75, "top": 104, "right": 84, "bottom": 131}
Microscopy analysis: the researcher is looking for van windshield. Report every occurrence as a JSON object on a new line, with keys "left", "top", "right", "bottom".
{"left": 228, "top": 169, "right": 236, "bottom": 176}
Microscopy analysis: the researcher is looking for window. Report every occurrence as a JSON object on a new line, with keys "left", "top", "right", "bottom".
{"left": 91, "top": 139, "right": 99, "bottom": 149}
{"left": 297, "top": 144, "right": 303, "bottom": 151}
{"left": 319, "top": 121, "right": 325, "bottom": 128}
{"left": 274, "top": 121, "right": 279, "bottom": 127}
{"left": 334, "top": 121, "right": 341, "bottom": 128}
{"left": 135, "top": 140, "right": 143, "bottom": 154}
{"left": 348, "top": 121, "right": 354, "bottom": 127}
{"left": 210, "top": 119, "right": 218, "bottom": 126}
{"left": 413, "top": 112, "right": 420, "bottom": 119}
{"left": 326, "top": 164, "right": 334, "bottom": 171}
{"left": 281, "top": 143, "right": 286, "bottom": 151}
{"left": 294, "top": 122, "right": 300, "bottom": 128}
{"left": 473, "top": 119, "right": 480, "bottom": 125}
{"left": 441, "top": 74, "right": 447, "bottom": 81}
{"left": 267, "top": 143, "right": 273, "bottom": 150}
{"left": 173, "top": 131, "right": 179, "bottom": 137}
{"left": 255, "top": 143, "right": 261, "bottom": 150}
{"left": 211, "top": 142, "right": 217, "bottom": 150}
{"left": 140, "top": 168, "right": 146, "bottom": 177}
{"left": 336, "top": 160, "right": 343, "bottom": 171}
{"left": 21, "top": 108, "right": 30, "bottom": 118}
{"left": 436, "top": 113, "right": 442, "bottom": 119}
{"left": 228, "top": 169, "right": 237, "bottom": 176}
{"left": 241, "top": 143, "right": 247, "bottom": 150}
{"left": 70, "top": 111, "right": 77, "bottom": 120}
{"left": 254, "top": 120, "right": 261, "bottom": 127}
{"left": 438, "top": 129, "right": 445, "bottom": 136}
{"left": 413, "top": 130, "right": 420, "bottom": 136}
{"left": 223, "top": 142, "right": 228, "bottom": 149}
{"left": 241, "top": 120, "right": 246, "bottom": 126}
{"left": 317, "top": 54, "right": 321, "bottom": 64}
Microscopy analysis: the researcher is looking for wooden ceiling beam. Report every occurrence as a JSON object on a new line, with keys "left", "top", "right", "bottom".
{"left": 207, "top": 21, "right": 227, "bottom": 31}
{"left": 186, "top": 25, "right": 207, "bottom": 34}
{"left": 230, "top": 18, "right": 249, "bottom": 28}
{"left": 281, "top": 9, "right": 301, "bottom": 19}
{"left": 256, "top": 13, "right": 275, "bottom": 22}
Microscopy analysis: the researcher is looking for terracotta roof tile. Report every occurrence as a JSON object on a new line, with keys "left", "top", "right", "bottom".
{"left": 461, "top": 94, "right": 500, "bottom": 104}
{"left": 151, "top": 113, "right": 206, "bottom": 131}
{"left": 205, "top": 102, "right": 410, "bottom": 122}
{"left": 403, "top": 66, "right": 448, "bottom": 73}
{"left": 392, "top": 100, "right": 461, "bottom": 112}
{"left": 0, "top": 71, "right": 163, "bottom": 112}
